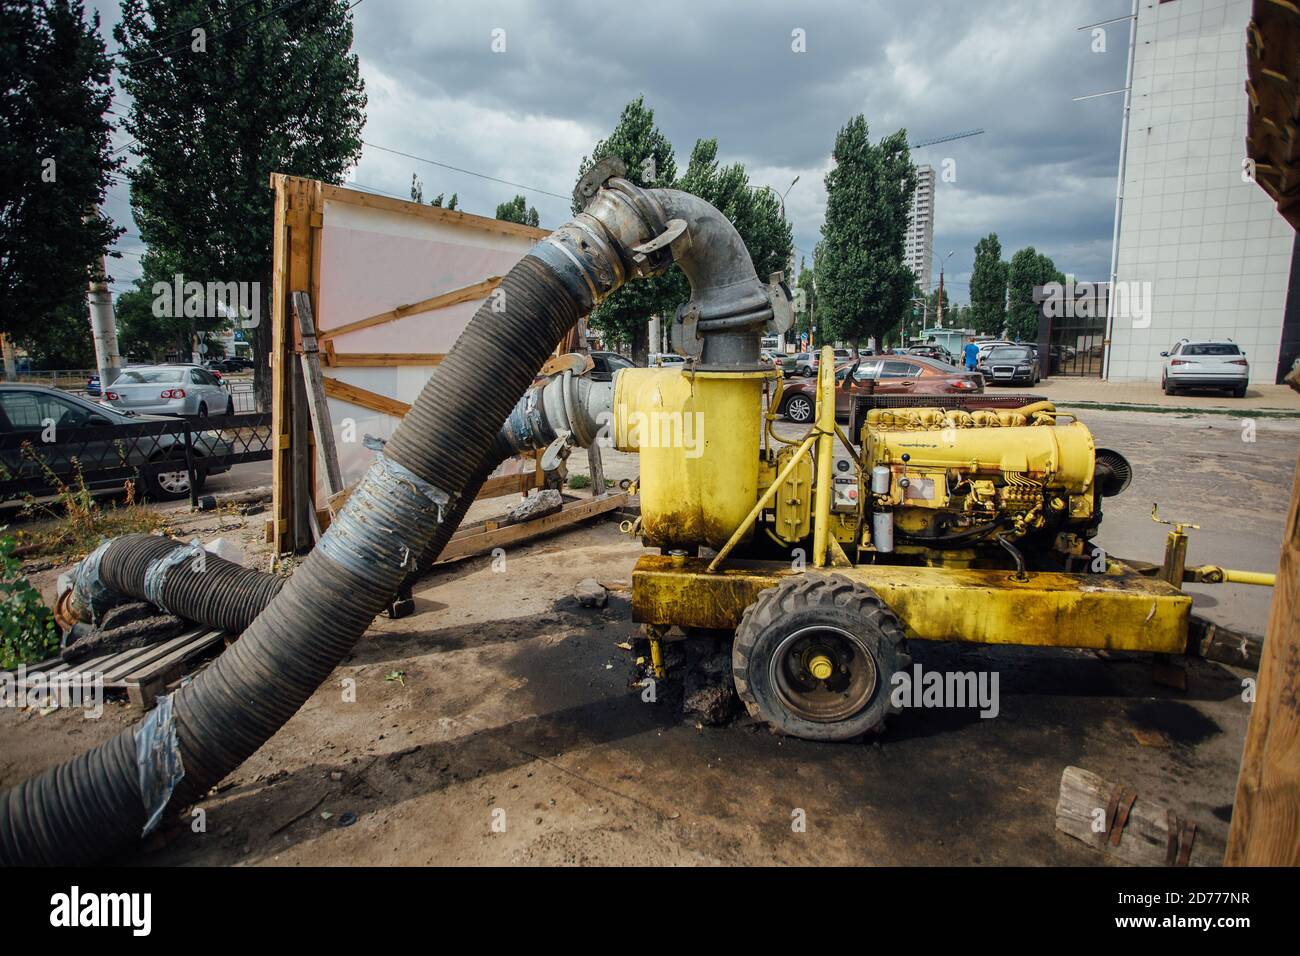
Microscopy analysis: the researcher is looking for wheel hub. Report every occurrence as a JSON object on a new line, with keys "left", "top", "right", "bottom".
{"left": 770, "top": 625, "right": 878, "bottom": 723}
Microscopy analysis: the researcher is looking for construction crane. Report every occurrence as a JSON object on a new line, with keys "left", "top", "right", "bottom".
{"left": 909, "top": 128, "right": 985, "bottom": 149}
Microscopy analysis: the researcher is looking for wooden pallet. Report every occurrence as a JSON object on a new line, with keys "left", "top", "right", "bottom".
{"left": 8, "top": 627, "right": 228, "bottom": 713}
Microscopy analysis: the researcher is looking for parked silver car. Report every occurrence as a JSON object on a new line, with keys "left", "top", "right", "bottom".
{"left": 1160, "top": 339, "right": 1249, "bottom": 397}
{"left": 104, "top": 364, "right": 233, "bottom": 417}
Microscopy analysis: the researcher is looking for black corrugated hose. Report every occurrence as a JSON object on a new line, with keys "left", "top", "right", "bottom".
{"left": 0, "top": 232, "right": 615, "bottom": 864}
{"left": 89, "top": 534, "right": 285, "bottom": 634}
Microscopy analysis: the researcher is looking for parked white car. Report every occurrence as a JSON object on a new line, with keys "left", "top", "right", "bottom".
{"left": 104, "top": 364, "right": 233, "bottom": 418}
{"left": 1160, "top": 339, "right": 1250, "bottom": 397}
{"left": 649, "top": 352, "right": 687, "bottom": 367}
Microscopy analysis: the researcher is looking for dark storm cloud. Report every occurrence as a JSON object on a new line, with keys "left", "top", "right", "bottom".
{"left": 95, "top": 0, "right": 1133, "bottom": 300}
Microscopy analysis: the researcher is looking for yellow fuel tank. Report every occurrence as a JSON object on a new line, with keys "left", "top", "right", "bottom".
{"left": 613, "top": 367, "right": 772, "bottom": 549}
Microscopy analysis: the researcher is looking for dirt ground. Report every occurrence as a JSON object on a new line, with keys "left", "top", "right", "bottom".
{"left": 1, "top": 407, "right": 1295, "bottom": 866}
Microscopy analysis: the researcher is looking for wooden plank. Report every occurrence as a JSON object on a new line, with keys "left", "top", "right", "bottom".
{"left": 125, "top": 630, "right": 225, "bottom": 712}
{"left": 319, "top": 183, "right": 549, "bottom": 242}
{"left": 306, "top": 179, "right": 324, "bottom": 535}
{"left": 290, "top": 354, "right": 313, "bottom": 549}
{"left": 269, "top": 174, "right": 293, "bottom": 554}
{"left": 1226, "top": 435, "right": 1300, "bottom": 865}
{"left": 100, "top": 629, "right": 210, "bottom": 683}
{"left": 586, "top": 442, "right": 606, "bottom": 497}
{"left": 327, "top": 353, "right": 445, "bottom": 367}
{"left": 317, "top": 277, "right": 501, "bottom": 344}
{"left": 292, "top": 292, "right": 344, "bottom": 499}
{"left": 321, "top": 377, "right": 412, "bottom": 418}
{"left": 477, "top": 469, "right": 541, "bottom": 500}
{"left": 438, "top": 492, "right": 627, "bottom": 563}
{"left": 270, "top": 175, "right": 318, "bottom": 553}
{"left": 65, "top": 644, "right": 155, "bottom": 679}
{"left": 1056, "top": 766, "right": 1224, "bottom": 866}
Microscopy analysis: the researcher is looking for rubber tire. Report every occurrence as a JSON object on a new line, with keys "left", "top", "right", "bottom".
{"left": 1163, "top": 376, "right": 1177, "bottom": 396}
{"left": 782, "top": 394, "right": 814, "bottom": 424}
{"left": 733, "top": 574, "right": 910, "bottom": 742}
{"left": 196, "top": 402, "right": 208, "bottom": 418}
{"left": 799, "top": 365, "right": 813, "bottom": 377}
{"left": 225, "top": 398, "right": 235, "bottom": 415}
{"left": 1232, "top": 384, "right": 1247, "bottom": 398}
{"left": 143, "top": 452, "right": 204, "bottom": 501}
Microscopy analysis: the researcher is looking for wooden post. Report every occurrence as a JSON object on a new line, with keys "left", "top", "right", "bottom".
{"left": 268, "top": 175, "right": 322, "bottom": 553}
{"left": 1225, "top": 371, "right": 1300, "bottom": 864}
{"left": 291, "top": 291, "right": 343, "bottom": 500}
{"left": 1056, "top": 766, "right": 1224, "bottom": 866}
{"left": 586, "top": 442, "right": 606, "bottom": 497}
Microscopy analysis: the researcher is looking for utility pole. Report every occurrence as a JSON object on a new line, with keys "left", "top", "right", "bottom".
{"left": 87, "top": 251, "right": 121, "bottom": 388}
{"left": 936, "top": 250, "right": 954, "bottom": 328}
{"left": 1, "top": 333, "right": 16, "bottom": 380}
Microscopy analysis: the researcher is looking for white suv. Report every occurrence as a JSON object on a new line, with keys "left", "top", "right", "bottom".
{"left": 1160, "top": 339, "right": 1249, "bottom": 397}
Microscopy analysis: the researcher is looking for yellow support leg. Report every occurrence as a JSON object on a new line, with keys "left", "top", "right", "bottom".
{"left": 812, "top": 345, "right": 836, "bottom": 568}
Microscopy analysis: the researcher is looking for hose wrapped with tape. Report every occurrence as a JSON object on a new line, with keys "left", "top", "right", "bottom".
{"left": 0, "top": 210, "right": 627, "bottom": 865}
{"left": 0, "top": 176, "right": 764, "bottom": 865}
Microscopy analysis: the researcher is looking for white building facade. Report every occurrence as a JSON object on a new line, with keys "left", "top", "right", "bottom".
{"left": 904, "top": 164, "right": 935, "bottom": 293}
{"left": 1108, "top": 0, "right": 1296, "bottom": 384}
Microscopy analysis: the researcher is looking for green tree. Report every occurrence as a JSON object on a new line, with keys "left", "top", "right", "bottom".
{"left": 115, "top": 275, "right": 175, "bottom": 361}
{"left": 814, "top": 116, "right": 917, "bottom": 352}
{"left": 1, "top": 0, "right": 122, "bottom": 353}
{"left": 969, "top": 233, "right": 1008, "bottom": 336}
{"left": 1006, "top": 247, "right": 1064, "bottom": 342}
{"left": 430, "top": 192, "right": 458, "bottom": 210}
{"left": 410, "top": 173, "right": 423, "bottom": 204}
{"left": 115, "top": 0, "right": 367, "bottom": 408}
{"left": 495, "top": 194, "right": 539, "bottom": 227}
{"left": 923, "top": 284, "right": 950, "bottom": 321}
{"left": 20, "top": 295, "right": 96, "bottom": 368}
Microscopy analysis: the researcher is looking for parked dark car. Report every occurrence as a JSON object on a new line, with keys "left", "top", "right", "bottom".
{"left": 778, "top": 349, "right": 854, "bottom": 377}
{"left": 779, "top": 356, "right": 984, "bottom": 423}
{"left": 588, "top": 351, "right": 638, "bottom": 382}
{"left": 208, "top": 357, "right": 253, "bottom": 373}
{"left": 0, "top": 384, "right": 233, "bottom": 501}
{"left": 904, "top": 345, "right": 958, "bottom": 365}
{"left": 979, "top": 345, "right": 1041, "bottom": 385}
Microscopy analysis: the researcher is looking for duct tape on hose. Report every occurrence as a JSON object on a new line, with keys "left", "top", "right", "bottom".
{"left": 134, "top": 690, "right": 184, "bottom": 836}
{"left": 72, "top": 539, "right": 117, "bottom": 624}
{"left": 142, "top": 540, "right": 205, "bottom": 615}
{"left": 317, "top": 454, "right": 450, "bottom": 578}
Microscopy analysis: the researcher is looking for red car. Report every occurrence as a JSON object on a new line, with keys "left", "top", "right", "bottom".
{"left": 778, "top": 356, "right": 984, "bottom": 423}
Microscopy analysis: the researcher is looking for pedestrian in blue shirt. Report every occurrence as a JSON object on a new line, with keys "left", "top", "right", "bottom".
{"left": 963, "top": 340, "right": 980, "bottom": 371}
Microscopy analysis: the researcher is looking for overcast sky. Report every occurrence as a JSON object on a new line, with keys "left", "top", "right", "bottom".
{"left": 93, "top": 0, "right": 1132, "bottom": 305}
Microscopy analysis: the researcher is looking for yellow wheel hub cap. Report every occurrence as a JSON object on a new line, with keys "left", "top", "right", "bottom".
{"left": 808, "top": 653, "right": 835, "bottom": 681}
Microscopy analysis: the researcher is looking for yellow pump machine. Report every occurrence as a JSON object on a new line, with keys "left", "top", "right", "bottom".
{"left": 494, "top": 163, "right": 1273, "bottom": 742}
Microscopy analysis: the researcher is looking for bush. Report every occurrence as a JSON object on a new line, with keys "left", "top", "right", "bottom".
{"left": 0, "top": 529, "right": 59, "bottom": 669}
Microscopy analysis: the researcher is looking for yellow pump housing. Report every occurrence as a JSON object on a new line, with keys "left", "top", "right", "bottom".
{"left": 613, "top": 366, "right": 774, "bottom": 549}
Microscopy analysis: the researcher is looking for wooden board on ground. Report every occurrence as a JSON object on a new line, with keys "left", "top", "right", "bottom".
{"left": 4, "top": 627, "right": 227, "bottom": 715}
{"left": 1056, "top": 765, "right": 1225, "bottom": 866}
{"left": 438, "top": 492, "right": 629, "bottom": 563}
